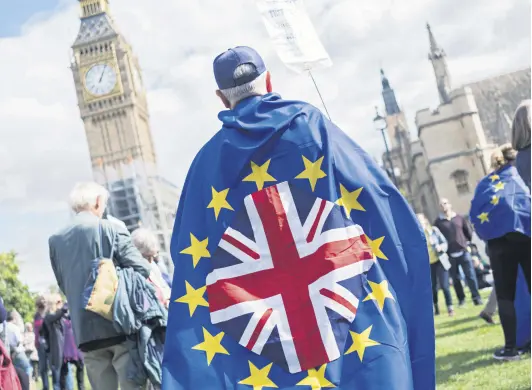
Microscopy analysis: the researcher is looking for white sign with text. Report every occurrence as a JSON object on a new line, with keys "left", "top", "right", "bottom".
{"left": 256, "top": 0, "right": 332, "bottom": 74}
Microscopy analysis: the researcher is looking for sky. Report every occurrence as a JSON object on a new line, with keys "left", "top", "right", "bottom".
{"left": 0, "top": 0, "right": 530, "bottom": 292}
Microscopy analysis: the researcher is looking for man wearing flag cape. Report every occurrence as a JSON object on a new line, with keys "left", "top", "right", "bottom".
{"left": 470, "top": 145, "right": 531, "bottom": 361}
{"left": 162, "top": 46, "right": 435, "bottom": 389}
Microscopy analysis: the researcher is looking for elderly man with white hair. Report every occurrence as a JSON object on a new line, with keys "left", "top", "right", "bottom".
{"left": 131, "top": 228, "right": 171, "bottom": 308}
{"left": 48, "top": 181, "right": 151, "bottom": 390}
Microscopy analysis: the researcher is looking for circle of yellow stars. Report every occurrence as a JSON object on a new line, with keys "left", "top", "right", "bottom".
{"left": 475, "top": 173, "right": 506, "bottom": 225}
{"left": 174, "top": 153, "right": 398, "bottom": 388}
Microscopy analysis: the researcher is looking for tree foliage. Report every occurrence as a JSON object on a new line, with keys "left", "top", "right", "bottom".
{"left": 0, "top": 251, "right": 35, "bottom": 323}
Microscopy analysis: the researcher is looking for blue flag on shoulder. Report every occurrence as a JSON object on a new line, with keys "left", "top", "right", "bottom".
{"left": 470, "top": 165, "right": 530, "bottom": 240}
{"left": 470, "top": 165, "right": 531, "bottom": 347}
{"left": 162, "top": 93, "right": 435, "bottom": 390}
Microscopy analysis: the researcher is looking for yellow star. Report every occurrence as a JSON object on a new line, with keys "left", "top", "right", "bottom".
{"left": 365, "top": 235, "right": 388, "bottom": 260}
{"left": 175, "top": 281, "right": 208, "bottom": 316}
{"left": 490, "top": 174, "right": 500, "bottom": 182}
{"left": 491, "top": 195, "right": 500, "bottom": 206}
{"left": 493, "top": 181, "right": 505, "bottom": 192}
{"left": 363, "top": 280, "right": 395, "bottom": 311}
{"left": 238, "top": 361, "right": 278, "bottom": 390}
{"left": 207, "top": 187, "right": 234, "bottom": 220}
{"left": 243, "top": 160, "right": 277, "bottom": 191}
{"left": 180, "top": 233, "right": 210, "bottom": 268}
{"left": 335, "top": 184, "right": 366, "bottom": 216}
{"left": 296, "top": 365, "right": 335, "bottom": 389}
{"left": 477, "top": 212, "right": 490, "bottom": 224}
{"left": 295, "top": 156, "right": 327, "bottom": 191}
{"left": 191, "top": 328, "right": 229, "bottom": 365}
{"left": 345, "top": 325, "right": 380, "bottom": 361}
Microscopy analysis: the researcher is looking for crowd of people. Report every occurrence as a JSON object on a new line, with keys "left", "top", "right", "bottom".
{"left": 0, "top": 204, "right": 172, "bottom": 390}
{"left": 0, "top": 293, "right": 84, "bottom": 390}
{"left": 0, "top": 46, "right": 529, "bottom": 390}
{"left": 419, "top": 100, "right": 531, "bottom": 361}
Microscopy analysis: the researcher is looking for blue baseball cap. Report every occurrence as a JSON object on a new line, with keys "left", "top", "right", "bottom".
{"left": 213, "top": 46, "right": 266, "bottom": 90}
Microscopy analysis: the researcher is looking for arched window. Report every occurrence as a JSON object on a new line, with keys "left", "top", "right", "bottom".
{"left": 450, "top": 170, "right": 470, "bottom": 195}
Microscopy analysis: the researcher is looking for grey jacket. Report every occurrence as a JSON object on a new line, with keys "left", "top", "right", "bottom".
{"left": 49, "top": 211, "right": 151, "bottom": 350}
{"left": 113, "top": 267, "right": 167, "bottom": 386}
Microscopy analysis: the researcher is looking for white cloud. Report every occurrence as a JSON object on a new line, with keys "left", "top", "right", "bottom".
{"left": 0, "top": 0, "right": 529, "bottom": 290}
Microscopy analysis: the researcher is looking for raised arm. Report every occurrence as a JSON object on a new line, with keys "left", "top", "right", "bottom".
{"left": 45, "top": 307, "right": 67, "bottom": 324}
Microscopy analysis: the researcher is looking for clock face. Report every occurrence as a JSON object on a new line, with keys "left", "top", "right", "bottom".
{"left": 84, "top": 63, "right": 117, "bottom": 96}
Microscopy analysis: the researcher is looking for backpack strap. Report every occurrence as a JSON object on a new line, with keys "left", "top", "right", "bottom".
{"left": 98, "top": 222, "right": 116, "bottom": 261}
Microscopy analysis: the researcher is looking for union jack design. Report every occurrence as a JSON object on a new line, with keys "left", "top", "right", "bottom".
{"left": 206, "top": 181, "right": 375, "bottom": 373}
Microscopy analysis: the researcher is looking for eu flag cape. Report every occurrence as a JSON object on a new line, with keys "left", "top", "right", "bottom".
{"left": 470, "top": 165, "right": 531, "bottom": 347}
{"left": 162, "top": 93, "right": 435, "bottom": 390}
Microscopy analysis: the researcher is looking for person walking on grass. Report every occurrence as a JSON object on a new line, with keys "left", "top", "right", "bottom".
{"left": 434, "top": 199, "right": 482, "bottom": 307}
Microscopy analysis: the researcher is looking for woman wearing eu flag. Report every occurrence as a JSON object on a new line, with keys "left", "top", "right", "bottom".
{"left": 470, "top": 145, "right": 531, "bottom": 361}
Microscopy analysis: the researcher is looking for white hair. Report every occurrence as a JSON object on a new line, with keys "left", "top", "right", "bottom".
{"left": 220, "top": 64, "right": 268, "bottom": 108}
{"left": 131, "top": 228, "right": 159, "bottom": 258}
{"left": 69, "top": 181, "right": 109, "bottom": 213}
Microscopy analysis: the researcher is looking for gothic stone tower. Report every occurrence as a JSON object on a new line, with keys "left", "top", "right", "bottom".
{"left": 70, "top": 0, "right": 179, "bottom": 269}
{"left": 71, "top": 0, "right": 155, "bottom": 170}
{"left": 427, "top": 23, "right": 452, "bottom": 105}
{"left": 416, "top": 24, "right": 494, "bottom": 216}
{"left": 379, "top": 69, "right": 415, "bottom": 200}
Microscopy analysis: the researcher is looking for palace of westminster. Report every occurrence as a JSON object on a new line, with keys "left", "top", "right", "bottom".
{"left": 69, "top": 0, "right": 531, "bottom": 270}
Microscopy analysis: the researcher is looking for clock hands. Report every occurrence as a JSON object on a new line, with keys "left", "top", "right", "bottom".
{"left": 98, "top": 66, "right": 106, "bottom": 83}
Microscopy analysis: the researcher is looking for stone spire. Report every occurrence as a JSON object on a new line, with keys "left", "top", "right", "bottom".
{"left": 427, "top": 23, "right": 452, "bottom": 105}
{"left": 380, "top": 69, "right": 401, "bottom": 116}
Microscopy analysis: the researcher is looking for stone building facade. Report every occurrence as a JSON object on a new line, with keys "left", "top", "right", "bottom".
{"left": 379, "top": 24, "right": 529, "bottom": 220}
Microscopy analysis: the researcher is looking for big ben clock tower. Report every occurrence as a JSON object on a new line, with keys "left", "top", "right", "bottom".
{"left": 70, "top": 0, "right": 179, "bottom": 270}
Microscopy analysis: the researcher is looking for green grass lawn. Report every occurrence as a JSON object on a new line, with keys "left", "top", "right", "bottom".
{"left": 435, "top": 289, "right": 531, "bottom": 389}
{"left": 58, "top": 290, "right": 531, "bottom": 390}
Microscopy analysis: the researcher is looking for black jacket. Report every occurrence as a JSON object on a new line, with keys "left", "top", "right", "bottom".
{"left": 434, "top": 214, "right": 473, "bottom": 254}
{"left": 41, "top": 307, "right": 67, "bottom": 368}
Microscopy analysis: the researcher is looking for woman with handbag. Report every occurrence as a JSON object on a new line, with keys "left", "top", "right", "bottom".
{"left": 417, "top": 214, "right": 454, "bottom": 316}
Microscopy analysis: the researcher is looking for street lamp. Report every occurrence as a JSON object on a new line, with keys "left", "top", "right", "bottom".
{"left": 475, "top": 144, "right": 488, "bottom": 176}
{"left": 373, "top": 107, "right": 397, "bottom": 186}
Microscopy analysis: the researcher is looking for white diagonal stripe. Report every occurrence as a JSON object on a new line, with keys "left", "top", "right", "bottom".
{"left": 302, "top": 198, "right": 323, "bottom": 238}
{"left": 239, "top": 309, "right": 266, "bottom": 347}
{"left": 225, "top": 227, "right": 260, "bottom": 255}
{"left": 219, "top": 238, "right": 257, "bottom": 263}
